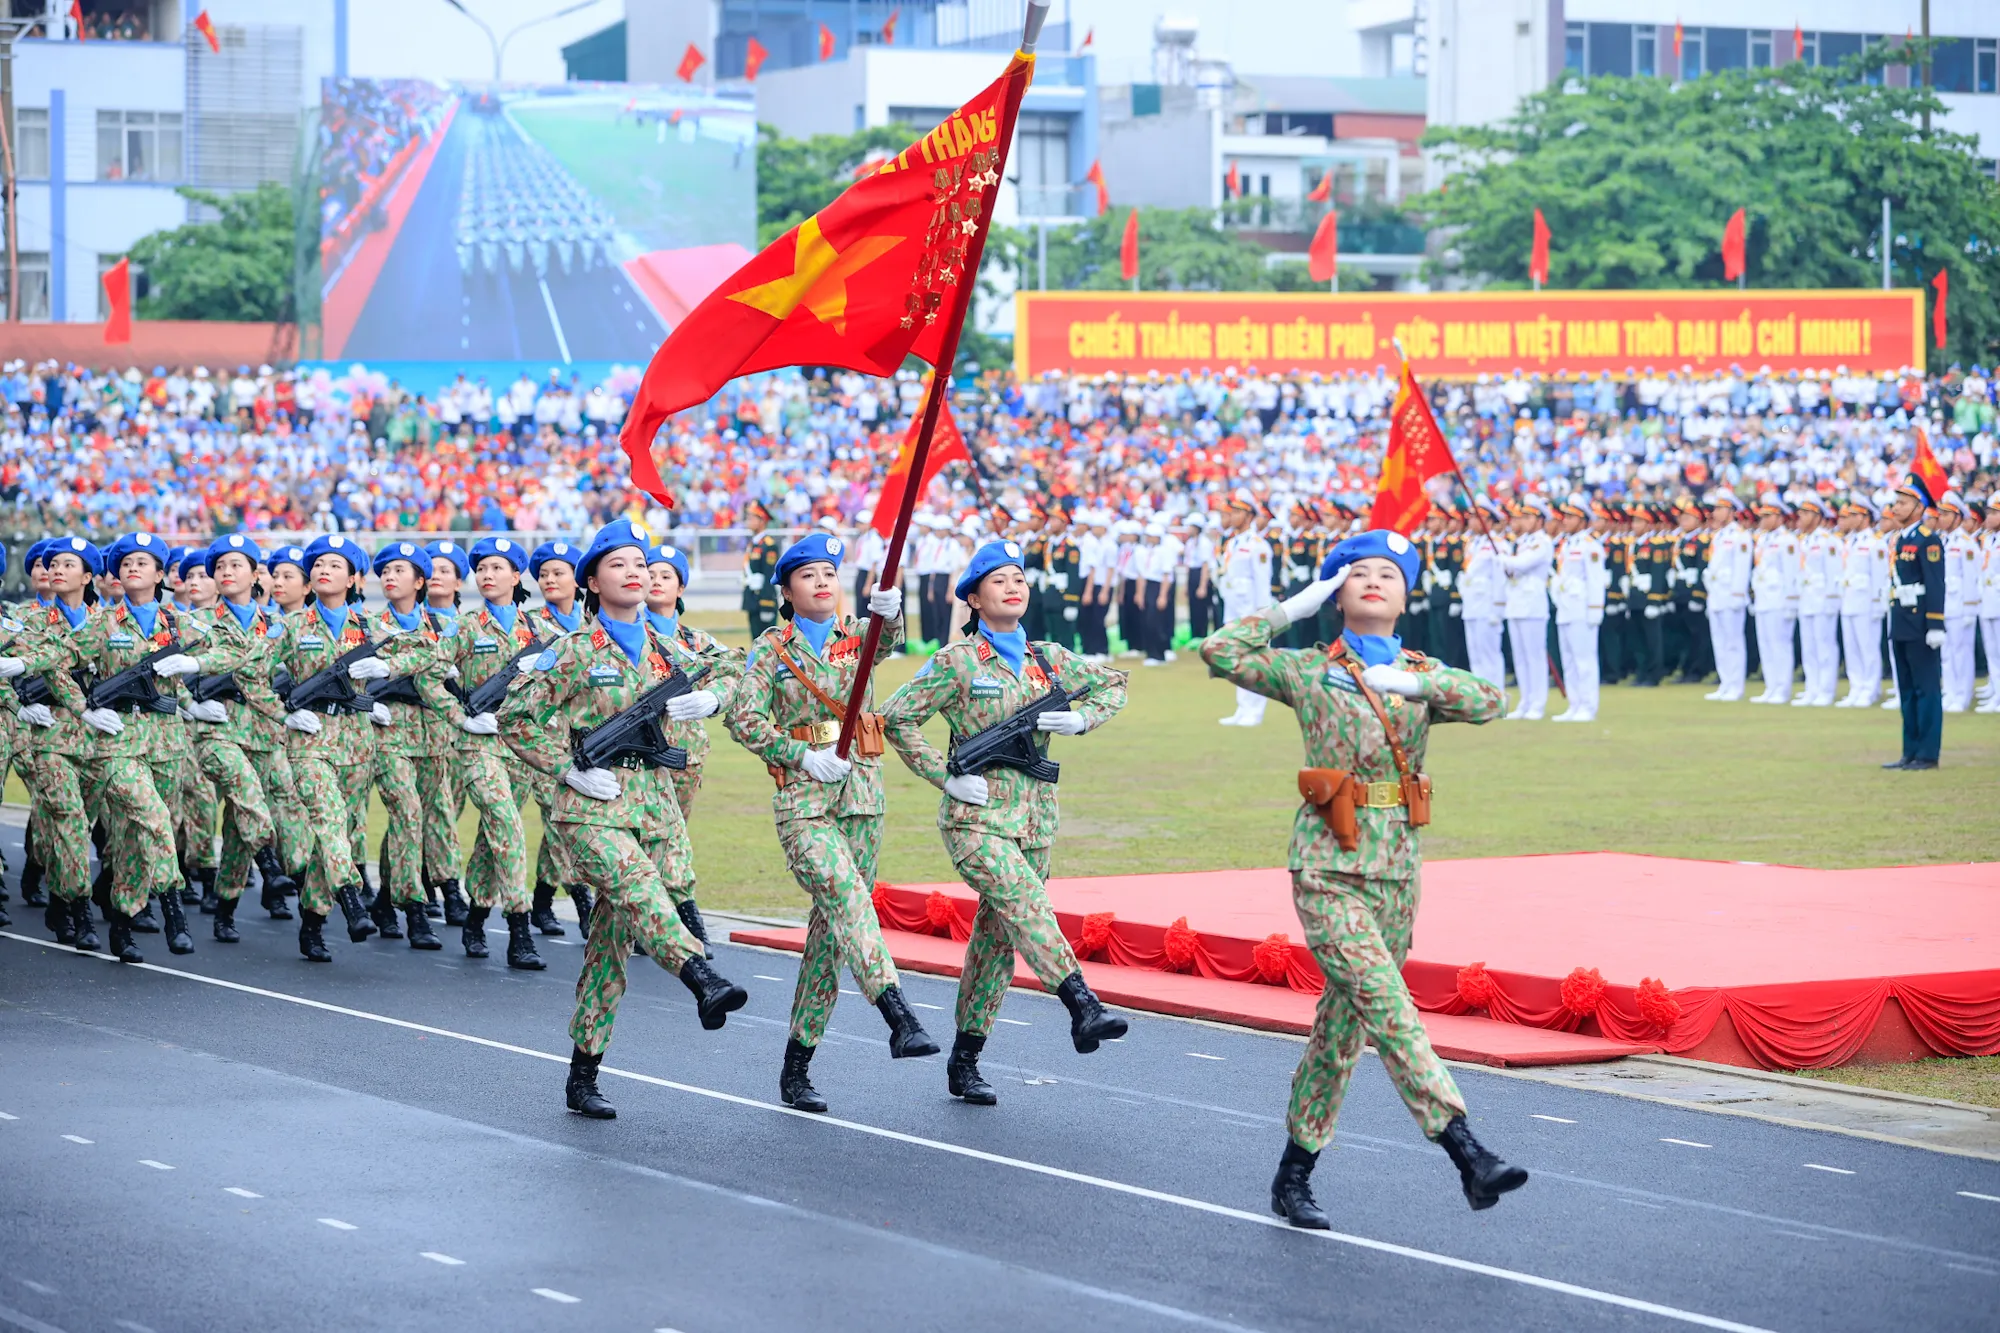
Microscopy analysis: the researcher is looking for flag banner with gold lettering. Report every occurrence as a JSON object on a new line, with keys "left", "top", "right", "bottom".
{"left": 1014, "top": 289, "right": 1924, "bottom": 381}
{"left": 620, "top": 52, "right": 1035, "bottom": 503}
{"left": 1368, "top": 362, "right": 1457, "bottom": 533}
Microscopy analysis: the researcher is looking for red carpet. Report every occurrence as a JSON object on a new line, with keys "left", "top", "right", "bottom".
{"left": 730, "top": 853, "right": 2000, "bottom": 1071}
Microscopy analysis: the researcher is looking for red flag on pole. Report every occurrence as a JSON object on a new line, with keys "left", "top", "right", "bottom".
{"left": 1931, "top": 268, "right": 1949, "bottom": 349}
{"left": 675, "top": 43, "right": 705, "bottom": 82}
{"left": 1369, "top": 361, "right": 1459, "bottom": 533}
{"left": 102, "top": 258, "right": 132, "bottom": 344}
{"left": 1224, "top": 161, "right": 1240, "bottom": 199}
{"left": 818, "top": 23, "right": 836, "bottom": 60}
{"left": 1119, "top": 208, "right": 1139, "bottom": 282}
{"left": 193, "top": 9, "right": 220, "bottom": 53}
{"left": 1529, "top": 208, "right": 1551, "bottom": 286}
{"left": 1793, "top": 24, "right": 1804, "bottom": 60}
{"left": 1077, "top": 26, "right": 1093, "bottom": 51}
{"left": 871, "top": 390, "right": 969, "bottom": 537}
{"left": 881, "top": 8, "right": 899, "bottom": 44}
{"left": 1307, "top": 209, "right": 1338, "bottom": 284}
{"left": 1721, "top": 207, "right": 1746, "bottom": 281}
{"left": 1084, "top": 159, "right": 1109, "bottom": 215}
{"left": 744, "top": 36, "right": 769, "bottom": 81}
{"left": 68, "top": 0, "right": 84, "bottom": 39}
{"left": 1912, "top": 426, "right": 1951, "bottom": 503}
{"left": 1673, "top": 21, "right": 1684, "bottom": 61}
{"left": 1306, "top": 170, "right": 1332, "bottom": 203}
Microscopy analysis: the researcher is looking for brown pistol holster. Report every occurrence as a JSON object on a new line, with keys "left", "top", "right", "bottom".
{"left": 1297, "top": 768, "right": 1359, "bottom": 851}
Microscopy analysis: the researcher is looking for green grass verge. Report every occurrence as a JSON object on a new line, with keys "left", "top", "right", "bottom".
{"left": 1795, "top": 1056, "right": 2000, "bottom": 1110}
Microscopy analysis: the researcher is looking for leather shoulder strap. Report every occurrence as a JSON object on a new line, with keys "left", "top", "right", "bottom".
{"left": 769, "top": 638, "right": 845, "bottom": 718}
{"left": 1026, "top": 641, "right": 1065, "bottom": 692}
{"left": 1335, "top": 645, "right": 1413, "bottom": 784}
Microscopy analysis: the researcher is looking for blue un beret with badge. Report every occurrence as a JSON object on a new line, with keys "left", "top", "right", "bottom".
{"left": 107, "top": 530, "right": 170, "bottom": 576}
{"left": 204, "top": 533, "right": 265, "bottom": 573}
{"left": 425, "top": 539, "right": 471, "bottom": 579}
{"left": 470, "top": 535, "right": 527, "bottom": 572}
{"left": 775, "top": 531, "right": 843, "bottom": 584}
{"left": 1321, "top": 529, "right": 1421, "bottom": 589}
{"left": 372, "top": 539, "right": 427, "bottom": 578}
{"left": 176, "top": 548, "right": 209, "bottom": 581}
{"left": 25, "top": 538, "right": 48, "bottom": 572}
{"left": 648, "top": 543, "right": 690, "bottom": 587}
{"left": 49, "top": 536, "right": 104, "bottom": 577}
{"left": 528, "top": 539, "right": 580, "bottom": 578}
{"left": 579, "top": 517, "right": 653, "bottom": 579}
{"left": 302, "top": 532, "right": 367, "bottom": 577}
{"left": 954, "top": 539, "right": 1027, "bottom": 601}
{"left": 268, "top": 544, "right": 309, "bottom": 577}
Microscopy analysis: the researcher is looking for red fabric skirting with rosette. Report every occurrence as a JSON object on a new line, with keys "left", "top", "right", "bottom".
{"left": 862, "top": 854, "right": 2000, "bottom": 1071}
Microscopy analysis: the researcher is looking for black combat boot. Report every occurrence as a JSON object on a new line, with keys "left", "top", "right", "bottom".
{"left": 422, "top": 882, "right": 443, "bottom": 919}
{"left": 566, "top": 884, "right": 593, "bottom": 936}
{"left": 404, "top": 903, "right": 441, "bottom": 951}
{"left": 440, "top": 879, "right": 469, "bottom": 927}
{"left": 129, "top": 891, "right": 161, "bottom": 934}
{"left": 946, "top": 1031, "right": 997, "bottom": 1106}
{"left": 369, "top": 884, "right": 403, "bottom": 939}
{"left": 565, "top": 1046, "right": 616, "bottom": 1119}
{"left": 298, "top": 911, "right": 332, "bottom": 962}
{"left": 530, "top": 882, "right": 565, "bottom": 936}
{"left": 335, "top": 883, "right": 377, "bottom": 942}
{"left": 0, "top": 898, "right": 7, "bottom": 929}
{"left": 677, "top": 957, "right": 748, "bottom": 1030}
{"left": 1270, "top": 1139, "right": 1330, "bottom": 1229}
{"left": 255, "top": 845, "right": 297, "bottom": 901}
{"left": 49, "top": 896, "right": 76, "bottom": 946}
{"left": 212, "top": 894, "right": 241, "bottom": 943}
{"left": 779, "top": 1038, "right": 828, "bottom": 1113}
{"left": 107, "top": 910, "right": 144, "bottom": 965}
{"left": 675, "top": 898, "right": 713, "bottom": 958}
{"left": 1434, "top": 1116, "right": 1529, "bottom": 1211}
{"left": 1055, "top": 972, "right": 1127, "bottom": 1053}
{"left": 505, "top": 912, "right": 546, "bottom": 970}
{"left": 875, "top": 985, "right": 940, "bottom": 1058}
{"left": 196, "top": 865, "right": 220, "bottom": 915}
{"left": 19, "top": 840, "right": 45, "bottom": 906}
{"left": 461, "top": 904, "right": 490, "bottom": 959}
{"left": 179, "top": 869, "right": 202, "bottom": 907}
{"left": 157, "top": 888, "right": 195, "bottom": 956}
{"left": 71, "top": 897, "right": 99, "bottom": 952}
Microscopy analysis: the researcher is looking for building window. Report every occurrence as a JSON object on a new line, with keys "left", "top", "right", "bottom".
{"left": 1679, "top": 28, "right": 1704, "bottom": 79}
{"left": 1706, "top": 28, "right": 1746, "bottom": 72}
{"left": 1589, "top": 24, "right": 1633, "bottom": 78}
{"left": 1013, "top": 112, "right": 1070, "bottom": 218}
{"left": 96, "top": 110, "right": 183, "bottom": 182}
{"left": 0, "top": 251, "right": 52, "bottom": 321}
{"left": 1750, "top": 30, "right": 1772, "bottom": 69}
{"left": 1635, "top": 27, "right": 1656, "bottom": 77}
{"left": 1818, "top": 32, "right": 1862, "bottom": 68}
{"left": 13, "top": 107, "right": 48, "bottom": 178}
{"left": 1974, "top": 39, "right": 1997, "bottom": 94}
{"left": 1564, "top": 22, "right": 1586, "bottom": 74}
{"left": 1799, "top": 31, "right": 1818, "bottom": 66}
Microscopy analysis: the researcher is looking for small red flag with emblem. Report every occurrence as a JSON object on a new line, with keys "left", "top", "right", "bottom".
{"left": 1673, "top": 21, "right": 1684, "bottom": 60}
{"left": 1721, "top": 207, "right": 1746, "bottom": 281}
{"left": 676, "top": 42, "right": 705, "bottom": 82}
{"left": 818, "top": 22, "right": 836, "bottom": 60}
{"left": 881, "top": 8, "right": 899, "bottom": 44}
{"left": 1308, "top": 210, "right": 1338, "bottom": 284}
{"left": 1119, "top": 208, "right": 1139, "bottom": 282}
{"left": 744, "top": 36, "right": 769, "bottom": 81}
{"left": 1793, "top": 24, "right": 1804, "bottom": 60}
{"left": 1931, "top": 268, "right": 1948, "bottom": 349}
{"left": 1369, "top": 362, "right": 1459, "bottom": 534}
{"left": 1225, "top": 162, "right": 1241, "bottom": 199}
{"left": 872, "top": 388, "right": 970, "bottom": 538}
{"left": 102, "top": 257, "right": 133, "bottom": 344}
{"left": 1530, "top": 207, "right": 1551, "bottom": 285}
{"left": 193, "top": 9, "right": 220, "bottom": 53}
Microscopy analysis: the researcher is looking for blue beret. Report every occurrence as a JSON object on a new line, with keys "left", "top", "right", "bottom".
{"left": 470, "top": 535, "right": 528, "bottom": 572}
{"left": 954, "top": 539, "right": 1027, "bottom": 601}
{"left": 372, "top": 539, "right": 428, "bottom": 578}
{"left": 268, "top": 544, "right": 309, "bottom": 577}
{"left": 425, "top": 539, "right": 471, "bottom": 579}
{"left": 204, "top": 533, "right": 265, "bottom": 572}
{"left": 647, "top": 543, "right": 690, "bottom": 587}
{"left": 302, "top": 532, "right": 367, "bottom": 576}
{"left": 579, "top": 517, "right": 654, "bottom": 579}
{"left": 25, "top": 538, "right": 49, "bottom": 571}
{"left": 175, "top": 548, "right": 209, "bottom": 580}
{"left": 528, "top": 539, "right": 580, "bottom": 578}
{"left": 775, "top": 531, "right": 844, "bottom": 584}
{"left": 1320, "top": 529, "right": 1420, "bottom": 589}
{"left": 107, "top": 530, "right": 171, "bottom": 575}
{"left": 47, "top": 535, "right": 104, "bottom": 577}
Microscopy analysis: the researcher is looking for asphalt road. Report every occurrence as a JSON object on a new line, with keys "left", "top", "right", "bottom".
{"left": 2, "top": 869, "right": 1997, "bottom": 1332}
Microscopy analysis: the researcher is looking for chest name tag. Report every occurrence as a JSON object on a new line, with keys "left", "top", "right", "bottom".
{"left": 587, "top": 663, "right": 623, "bottom": 686}
{"left": 969, "top": 675, "right": 1004, "bottom": 698}
{"left": 472, "top": 637, "right": 500, "bottom": 654}
{"left": 1323, "top": 666, "right": 1361, "bottom": 694}
{"left": 108, "top": 632, "right": 136, "bottom": 649}
{"left": 300, "top": 635, "right": 325, "bottom": 650}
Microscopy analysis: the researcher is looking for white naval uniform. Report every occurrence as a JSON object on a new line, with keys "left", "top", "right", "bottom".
{"left": 1749, "top": 528, "right": 1799, "bottom": 703}
{"left": 1838, "top": 526, "right": 1890, "bottom": 705}
{"left": 1461, "top": 531, "right": 1509, "bottom": 693}
{"left": 1500, "top": 530, "right": 1554, "bottom": 719}
{"left": 1704, "top": 523, "right": 1754, "bottom": 700}
{"left": 1550, "top": 530, "right": 1606, "bottom": 721}
{"left": 1977, "top": 529, "right": 2000, "bottom": 713}
{"left": 1217, "top": 528, "right": 1275, "bottom": 723}
{"left": 1941, "top": 526, "right": 1979, "bottom": 711}
{"left": 1794, "top": 525, "right": 1843, "bottom": 706}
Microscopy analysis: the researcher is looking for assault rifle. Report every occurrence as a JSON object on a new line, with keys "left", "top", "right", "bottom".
{"left": 945, "top": 680, "right": 1091, "bottom": 785}
{"left": 282, "top": 640, "right": 380, "bottom": 715}
{"left": 364, "top": 674, "right": 427, "bottom": 708}
{"left": 569, "top": 664, "right": 711, "bottom": 774}
{"left": 11, "top": 674, "right": 53, "bottom": 707}
{"left": 191, "top": 671, "right": 243, "bottom": 704}
{"left": 86, "top": 643, "right": 185, "bottom": 716}
{"left": 463, "top": 634, "right": 545, "bottom": 716}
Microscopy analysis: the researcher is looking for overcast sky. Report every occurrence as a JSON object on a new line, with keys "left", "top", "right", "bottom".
{"left": 349, "top": 0, "right": 625, "bottom": 83}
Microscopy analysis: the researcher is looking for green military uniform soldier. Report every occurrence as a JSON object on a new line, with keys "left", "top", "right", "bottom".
{"left": 741, "top": 500, "right": 782, "bottom": 640}
{"left": 1201, "top": 527, "right": 1528, "bottom": 1226}
{"left": 528, "top": 539, "right": 595, "bottom": 931}
{"left": 358, "top": 540, "right": 448, "bottom": 949}
{"left": 1669, "top": 498, "right": 1712, "bottom": 683}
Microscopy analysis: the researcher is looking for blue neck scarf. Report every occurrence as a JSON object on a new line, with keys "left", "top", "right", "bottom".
{"left": 316, "top": 601, "right": 349, "bottom": 639}
{"left": 546, "top": 602, "right": 582, "bottom": 634}
{"left": 59, "top": 600, "right": 88, "bottom": 629}
{"left": 979, "top": 624, "right": 1028, "bottom": 676}
{"left": 484, "top": 599, "right": 517, "bottom": 636}
{"left": 389, "top": 606, "right": 422, "bottom": 632}
{"left": 428, "top": 603, "right": 459, "bottom": 625}
{"left": 123, "top": 596, "right": 160, "bottom": 640}
{"left": 36, "top": 594, "right": 53, "bottom": 608}
{"left": 224, "top": 598, "right": 259, "bottom": 631}
{"left": 646, "top": 609, "right": 679, "bottom": 642}
{"left": 792, "top": 613, "right": 837, "bottom": 658}
{"left": 1343, "top": 630, "right": 1402, "bottom": 668}
{"left": 598, "top": 609, "right": 645, "bottom": 666}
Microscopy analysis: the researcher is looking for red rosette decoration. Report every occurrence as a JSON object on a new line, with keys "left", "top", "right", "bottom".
{"left": 1455, "top": 961, "right": 1496, "bottom": 1010}
{"left": 1559, "top": 966, "right": 1606, "bottom": 1017}
{"left": 870, "top": 882, "right": 891, "bottom": 917}
{"left": 924, "top": 890, "right": 958, "bottom": 935}
{"left": 1161, "top": 916, "right": 1199, "bottom": 972}
{"left": 1635, "top": 976, "right": 1683, "bottom": 1029}
{"left": 1078, "top": 911, "right": 1115, "bottom": 959}
{"left": 1252, "top": 932, "right": 1293, "bottom": 984}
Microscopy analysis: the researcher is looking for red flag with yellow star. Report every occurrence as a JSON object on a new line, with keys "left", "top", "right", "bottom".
{"left": 619, "top": 47, "right": 1035, "bottom": 504}
{"left": 1368, "top": 361, "right": 1459, "bottom": 533}
{"left": 870, "top": 386, "right": 968, "bottom": 538}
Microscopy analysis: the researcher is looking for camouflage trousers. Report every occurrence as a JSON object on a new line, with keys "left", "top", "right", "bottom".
{"left": 416, "top": 753, "right": 463, "bottom": 887}
{"left": 196, "top": 735, "right": 274, "bottom": 903}
{"left": 291, "top": 755, "right": 370, "bottom": 915}
{"left": 19, "top": 751, "right": 91, "bottom": 900}
{"left": 370, "top": 750, "right": 427, "bottom": 907}
{"left": 564, "top": 823, "right": 706, "bottom": 1056}
{"left": 460, "top": 746, "right": 532, "bottom": 914}
{"left": 1287, "top": 869, "right": 1465, "bottom": 1151}
{"left": 942, "top": 828, "right": 1081, "bottom": 1038}
{"left": 84, "top": 753, "right": 182, "bottom": 916}
{"left": 780, "top": 813, "right": 898, "bottom": 1045}
{"left": 177, "top": 751, "right": 217, "bottom": 871}
{"left": 531, "top": 773, "right": 574, "bottom": 891}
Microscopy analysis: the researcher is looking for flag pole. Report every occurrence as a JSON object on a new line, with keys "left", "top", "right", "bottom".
{"left": 832, "top": 1, "right": 1046, "bottom": 758}
{"left": 1392, "top": 337, "right": 1486, "bottom": 537}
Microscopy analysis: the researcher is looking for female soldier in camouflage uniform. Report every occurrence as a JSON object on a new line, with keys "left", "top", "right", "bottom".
{"left": 723, "top": 531, "right": 936, "bottom": 1115}
{"left": 1201, "top": 529, "right": 1528, "bottom": 1227}
{"left": 419, "top": 540, "right": 472, "bottom": 924}
{"left": 526, "top": 539, "right": 589, "bottom": 931}
{"left": 360, "top": 541, "right": 445, "bottom": 948}
{"left": 880, "top": 539, "right": 1130, "bottom": 1106}
{"left": 171, "top": 547, "right": 222, "bottom": 912}
{"left": 498, "top": 518, "right": 748, "bottom": 1121}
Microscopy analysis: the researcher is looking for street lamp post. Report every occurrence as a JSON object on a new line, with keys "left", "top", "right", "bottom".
{"left": 440, "top": 0, "right": 604, "bottom": 81}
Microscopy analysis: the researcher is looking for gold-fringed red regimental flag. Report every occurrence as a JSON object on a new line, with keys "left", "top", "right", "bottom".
{"left": 1368, "top": 361, "right": 1459, "bottom": 534}
{"left": 618, "top": 47, "right": 1036, "bottom": 505}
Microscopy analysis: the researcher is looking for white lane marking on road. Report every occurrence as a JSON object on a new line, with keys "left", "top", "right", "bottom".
{"left": 115, "top": 1320, "right": 158, "bottom": 1333}
{"left": 6, "top": 936, "right": 1780, "bottom": 1333}
{"left": 14, "top": 1281, "right": 54, "bottom": 1295}
{"left": 0, "top": 1112, "right": 16, "bottom": 1120}
{"left": 223, "top": 1188, "right": 261, "bottom": 1199}
{"left": 1958, "top": 1191, "right": 2000, "bottom": 1202}
{"left": 420, "top": 1253, "right": 465, "bottom": 1266}
{"left": 1532, "top": 1115, "right": 1576, "bottom": 1124}
{"left": 1617, "top": 1199, "right": 1667, "bottom": 1209}
{"left": 1802, "top": 1164, "right": 1854, "bottom": 1175}
{"left": 997, "top": 1018, "right": 1031, "bottom": 1027}
{"left": 537, "top": 279, "right": 572, "bottom": 365}
{"left": 0, "top": 1300, "right": 68, "bottom": 1333}
{"left": 318, "top": 1218, "right": 357, "bottom": 1231}
{"left": 1944, "top": 1263, "right": 1997, "bottom": 1276}
{"left": 1660, "top": 1138, "right": 1711, "bottom": 1149}
{"left": 1771, "top": 1231, "right": 1824, "bottom": 1242}
{"left": 532, "top": 1288, "right": 580, "bottom": 1304}
{"left": 912, "top": 1002, "right": 944, "bottom": 1010}
{"left": 137, "top": 1160, "right": 173, "bottom": 1171}
{"left": 1186, "top": 1052, "right": 1224, "bottom": 1060}
{"left": 753, "top": 975, "right": 784, "bottom": 982}
{"left": 1334, "top": 1143, "right": 1385, "bottom": 1154}
{"left": 60, "top": 1135, "right": 91, "bottom": 1144}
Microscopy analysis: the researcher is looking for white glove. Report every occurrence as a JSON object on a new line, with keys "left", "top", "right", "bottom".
{"left": 1447, "top": 604, "right": 1462, "bottom": 618}
{"left": 1035, "top": 709, "right": 1088, "bottom": 734}
{"left": 1586, "top": 609, "right": 1604, "bottom": 628}
{"left": 459, "top": 711, "right": 500, "bottom": 735}
{"left": 564, "top": 766, "right": 621, "bottom": 801}
{"left": 81, "top": 707, "right": 125, "bottom": 735}
{"left": 346, "top": 656, "right": 391, "bottom": 681}
{"left": 1360, "top": 664, "right": 1424, "bottom": 699}
{"left": 1643, "top": 605, "right": 1663, "bottom": 620}
{"left": 943, "top": 772, "right": 990, "bottom": 806}
{"left": 370, "top": 703, "right": 393, "bottom": 727}
{"left": 284, "top": 709, "right": 322, "bottom": 734}
{"left": 1272, "top": 569, "right": 1348, "bottom": 628}
{"left": 515, "top": 651, "right": 550, "bottom": 672}
{"left": 16, "top": 703, "right": 55, "bottom": 728}
{"left": 666, "top": 688, "right": 719, "bottom": 721}
{"left": 187, "top": 699, "right": 228, "bottom": 724}
{"left": 0, "top": 656, "right": 27, "bottom": 679}
{"left": 444, "top": 665, "right": 462, "bottom": 681}
{"left": 867, "top": 586, "right": 903, "bottom": 618}
{"left": 800, "top": 746, "right": 852, "bottom": 783}
{"left": 151, "top": 653, "right": 201, "bottom": 677}
{"left": 1063, "top": 607, "right": 1078, "bottom": 621}
{"left": 1925, "top": 629, "right": 1946, "bottom": 650}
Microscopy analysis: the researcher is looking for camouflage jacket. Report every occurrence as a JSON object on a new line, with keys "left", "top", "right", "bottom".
{"left": 650, "top": 614, "right": 747, "bottom": 771}
{"left": 880, "top": 635, "right": 1127, "bottom": 849}
{"left": 413, "top": 601, "right": 542, "bottom": 753}
{"left": 269, "top": 602, "right": 377, "bottom": 767}
{"left": 1200, "top": 610, "right": 1503, "bottom": 878}
{"left": 3, "top": 603, "right": 90, "bottom": 759}
{"left": 723, "top": 613, "right": 905, "bottom": 824}
{"left": 190, "top": 600, "right": 290, "bottom": 754}
{"left": 362, "top": 605, "right": 443, "bottom": 759}
{"left": 68, "top": 599, "right": 241, "bottom": 761}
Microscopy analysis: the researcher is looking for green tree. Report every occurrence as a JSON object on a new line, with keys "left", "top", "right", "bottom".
{"left": 128, "top": 183, "right": 296, "bottom": 322}
{"left": 755, "top": 122, "right": 918, "bottom": 248}
{"left": 1417, "top": 41, "right": 2000, "bottom": 363}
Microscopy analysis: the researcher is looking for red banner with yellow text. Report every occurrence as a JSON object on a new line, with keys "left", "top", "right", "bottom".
{"left": 1013, "top": 289, "right": 1924, "bottom": 380}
